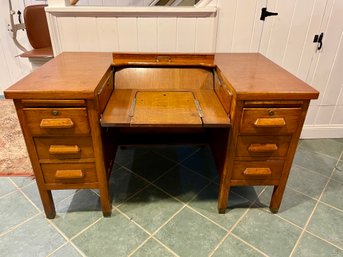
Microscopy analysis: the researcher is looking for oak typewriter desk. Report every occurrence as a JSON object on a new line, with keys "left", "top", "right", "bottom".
{"left": 4, "top": 52, "right": 319, "bottom": 219}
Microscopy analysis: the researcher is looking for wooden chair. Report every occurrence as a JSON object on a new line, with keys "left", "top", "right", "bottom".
{"left": 19, "top": 4, "right": 53, "bottom": 69}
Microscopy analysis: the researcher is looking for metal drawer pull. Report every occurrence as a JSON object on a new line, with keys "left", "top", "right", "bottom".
{"left": 254, "top": 118, "right": 286, "bottom": 128}
{"left": 49, "top": 145, "right": 80, "bottom": 155}
{"left": 248, "top": 144, "right": 278, "bottom": 153}
{"left": 55, "top": 170, "right": 84, "bottom": 179}
{"left": 243, "top": 168, "right": 272, "bottom": 176}
{"left": 40, "top": 118, "right": 74, "bottom": 129}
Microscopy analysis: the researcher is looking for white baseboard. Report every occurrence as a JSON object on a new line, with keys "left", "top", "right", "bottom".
{"left": 301, "top": 125, "right": 343, "bottom": 139}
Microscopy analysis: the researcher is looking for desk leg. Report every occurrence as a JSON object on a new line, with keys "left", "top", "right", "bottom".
{"left": 99, "top": 185, "right": 112, "bottom": 217}
{"left": 269, "top": 184, "right": 286, "bottom": 213}
{"left": 38, "top": 189, "right": 56, "bottom": 219}
{"left": 218, "top": 183, "right": 229, "bottom": 214}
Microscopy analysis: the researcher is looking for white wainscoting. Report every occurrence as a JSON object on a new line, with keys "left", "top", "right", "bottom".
{"left": 45, "top": 6, "right": 218, "bottom": 55}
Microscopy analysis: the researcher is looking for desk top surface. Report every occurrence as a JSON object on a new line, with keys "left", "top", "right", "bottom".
{"left": 5, "top": 52, "right": 318, "bottom": 100}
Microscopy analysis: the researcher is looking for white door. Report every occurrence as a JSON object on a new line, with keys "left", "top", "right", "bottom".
{"left": 258, "top": 0, "right": 343, "bottom": 137}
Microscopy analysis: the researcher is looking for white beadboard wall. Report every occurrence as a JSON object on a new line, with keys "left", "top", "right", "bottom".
{"left": 45, "top": 6, "right": 218, "bottom": 55}
{"left": 256, "top": 0, "right": 343, "bottom": 138}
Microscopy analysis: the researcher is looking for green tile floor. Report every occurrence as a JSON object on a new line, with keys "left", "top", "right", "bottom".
{"left": 0, "top": 139, "right": 342, "bottom": 257}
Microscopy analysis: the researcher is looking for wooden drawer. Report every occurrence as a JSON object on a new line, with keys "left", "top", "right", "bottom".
{"left": 41, "top": 163, "right": 98, "bottom": 184}
{"left": 236, "top": 136, "right": 291, "bottom": 157}
{"left": 231, "top": 160, "right": 284, "bottom": 180}
{"left": 34, "top": 137, "right": 94, "bottom": 160}
{"left": 240, "top": 108, "right": 302, "bottom": 135}
{"left": 24, "top": 108, "right": 89, "bottom": 135}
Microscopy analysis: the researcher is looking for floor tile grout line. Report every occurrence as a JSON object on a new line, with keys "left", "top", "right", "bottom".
{"left": 208, "top": 187, "right": 268, "bottom": 257}
{"left": 292, "top": 163, "right": 334, "bottom": 180}
{"left": 0, "top": 212, "right": 40, "bottom": 238}
{"left": 0, "top": 188, "right": 21, "bottom": 200}
{"left": 151, "top": 237, "right": 181, "bottom": 257}
{"left": 304, "top": 229, "right": 343, "bottom": 251}
{"left": 126, "top": 237, "right": 156, "bottom": 257}
{"left": 298, "top": 143, "right": 343, "bottom": 161}
{"left": 231, "top": 233, "right": 269, "bottom": 257}
{"left": 286, "top": 183, "right": 342, "bottom": 213}
{"left": 45, "top": 214, "right": 95, "bottom": 257}
{"left": 17, "top": 188, "right": 43, "bottom": 213}
{"left": 288, "top": 153, "right": 342, "bottom": 257}
{"left": 9, "top": 176, "right": 36, "bottom": 189}
{"left": 117, "top": 204, "right": 186, "bottom": 256}
{"left": 45, "top": 242, "right": 70, "bottom": 257}
{"left": 116, "top": 164, "right": 207, "bottom": 208}
{"left": 318, "top": 199, "right": 343, "bottom": 213}
{"left": 45, "top": 240, "right": 87, "bottom": 257}
{"left": 114, "top": 206, "right": 154, "bottom": 236}
{"left": 69, "top": 217, "right": 104, "bottom": 241}
{"left": 178, "top": 162, "right": 218, "bottom": 182}
{"left": 183, "top": 205, "right": 229, "bottom": 232}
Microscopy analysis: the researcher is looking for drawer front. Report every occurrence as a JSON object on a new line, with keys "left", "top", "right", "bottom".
{"left": 24, "top": 108, "right": 89, "bottom": 135}
{"left": 35, "top": 137, "right": 94, "bottom": 160}
{"left": 231, "top": 160, "right": 284, "bottom": 180}
{"left": 240, "top": 108, "right": 302, "bottom": 135}
{"left": 236, "top": 136, "right": 291, "bottom": 157}
{"left": 41, "top": 163, "right": 97, "bottom": 184}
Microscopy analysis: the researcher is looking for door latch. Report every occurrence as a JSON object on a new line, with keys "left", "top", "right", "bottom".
{"left": 260, "top": 7, "right": 278, "bottom": 21}
{"left": 313, "top": 32, "right": 324, "bottom": 51}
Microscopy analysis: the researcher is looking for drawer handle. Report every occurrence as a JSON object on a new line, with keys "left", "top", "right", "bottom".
{"left": 248, "top": 144, "right": 278, "bottom": 153}
{"left": 243, "top": 168, "right": 272, "bottom": 176}
{"left": 40, "top": 118, "right": 74, "bottom": 129}
{"left": 254, "top": 118, "right": 286, "bottom": 128}
{"left": 55, "top": 170, "right": 84, "bottom": 179}
{"left": 49, "top": 145, "right": 81, "bottom": 155}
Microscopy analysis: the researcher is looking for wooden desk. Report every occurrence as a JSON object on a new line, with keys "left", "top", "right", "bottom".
{"left": 4, "top": 52, "right": 319, "bottom": 218}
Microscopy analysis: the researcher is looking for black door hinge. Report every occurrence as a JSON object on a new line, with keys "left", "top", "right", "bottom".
{"left": 260, "top": 7, "right": 278, "bottom": 21}
{"left": 313, "top": 32, "right": 324, "bottom": 50}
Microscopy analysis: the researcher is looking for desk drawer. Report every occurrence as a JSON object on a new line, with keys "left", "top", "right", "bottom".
{"left": 34, "top": 137, "right": 94, "bottom": 160}
{"left": 240, "top": 108, "right": 302, "bottom": 135}
{"left": 236, "top": 136, "right": 291, "bottom": 157}
{"left": 231, "top": 160, "right": 284, "bottom": 180}
{"left": 24, "top": 108, "right": 89, "bottom": 135}
{"left": 42, "top": 163, "right": 97, "bottom": 184}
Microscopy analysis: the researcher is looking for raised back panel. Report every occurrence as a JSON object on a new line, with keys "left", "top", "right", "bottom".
{"left": 114, "top": 67, "right": 213, "bottom": 90}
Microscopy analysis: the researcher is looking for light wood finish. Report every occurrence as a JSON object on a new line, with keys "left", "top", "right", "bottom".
{"left": 101, "top": 89, "right": 136, "bottom": 127}
{"left": 243, "top": 168, "right": 272, "bottom": 176}
{"left": 40, "top": 118, "right": 74, "bottom": 129}
{"left": 254, "top": 118, "right": 286, "bottom": 128}
{"left": 97, "top": 71, "right": 114, "bottom": 114}
{"left": 237, "top": 136, "right": 291, "bottom": 158}
{"left": 24, "top": 108, "right": 89, "bottom": 135}
{"left": 35, "top": 137, "right": 93, "bottom": 160}
{"left": 131, "top": 91, "right": 202, "bottom": 127}
{"left": 21, "top": 100, "right": 86, "bottom": 107}
{"left": 193, "top": 90, "right": 230, "bottom": 127}
{"left": 231, "top": 160, "right": 284, "bottom": 180}
{"left": 4, "top": 52, "right": 319, "bottom": 218}
{"left": 240, "top": 108, "right": 302, "bottom": 134}
{"left": 112, "top": 53, "right": 215, "bottom": 67}
{"left": 87, "top": 100, "right": 112, "bottom": 217}
{"left": 55, "top": 170, "right": 84, "bottom": 179}
{"left": 4, "top": 52, "right": 112, "bottom": 100}
{"left": 115, "top": 67, "right": 213, "bottom": 90}
{"left": 42, "top": 163, "right": 97, "bottom": 184}
{"left": 247, "top": 144, "right": 278, "bottom": 153}
{"left": 214, "top": 53, "right": 319, "bottom": 100}
{"left": 49, "top": 145, "right": 81, "bottom": 155}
